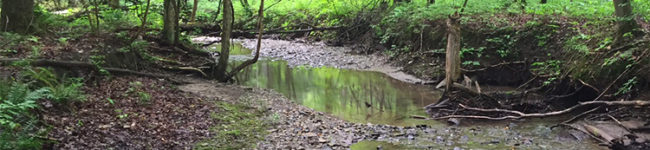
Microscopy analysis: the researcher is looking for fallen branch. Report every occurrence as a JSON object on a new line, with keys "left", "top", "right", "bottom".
{"left": 435, "top": 100, "right": 650, "bottom": 120}
{"left": 410, "top": 115, "right": 428, "bottom": 119}
{"left": 462, "top": 61, "right": 527, "bottom": 73}
{"left": 201, "top": 39, "right": 222, "bottom": 47}
{"left": 0, "top": 58, "right": 187, "bottom": 84}
{"left": 560, "top": 49, "right": 648, "bottom": 124}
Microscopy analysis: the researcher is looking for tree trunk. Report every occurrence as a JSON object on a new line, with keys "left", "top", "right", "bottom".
{"left": 540, "top": 0, "right": 546, "bottom": 4}
{"left": 215, "top": 0, "right": 233, "bottom": 82}
{"left": 109, "top": 0, "right": 119, "bottom": 8}
{"left": 613, "top": 0, "right": 642, "bottom": 45}
{"left": 445, "top": 13, "right": 462, "bottom": 91}
{"left": 428, "top": 0, "right": 435, "bottom": 4}
{"left": 0, "top": 0, "right": 35, "bottom": 34}
{"left": 190, "top": 0, "right": 199, "bottom": 22}
{"left": 226, "top": 0, "right": 264, "bottom": 79}
{"left": 162, "top": 0, "right": 180, "bottom": 46}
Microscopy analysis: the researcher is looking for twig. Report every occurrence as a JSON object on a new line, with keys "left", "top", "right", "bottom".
{"left": 516, "top": 75, "right": 537, "bottom": 90}
{"left": 607, "top": 114, "right": 634, "bottom": 134}
{"left": 559, "top": 106, "right": 601, "bottom": 125}
{"left": 461, "top": 61, "right": 527, "bottom": 73}
{"left": 435, "top": 100, "right": 650, "bottom": 120}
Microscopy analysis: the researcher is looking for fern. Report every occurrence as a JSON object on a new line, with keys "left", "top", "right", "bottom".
{"left": 0, "top": 82, "right": 46, "bottom": 129}
{"left": 21, "top": 67, "right": 86, "bottom": 104}
{"left": 46, "top": 78, "right": 86, "bottom": 104}
{"left": 22, "top": 67, "right": 58, "bottom": 87}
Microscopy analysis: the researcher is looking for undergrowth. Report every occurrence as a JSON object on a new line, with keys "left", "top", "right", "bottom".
{"left": 195, "top": 102, "right": 269, "bottom": 150}
{"left": 0, "top": 66, "right": 87, "bottom": 149}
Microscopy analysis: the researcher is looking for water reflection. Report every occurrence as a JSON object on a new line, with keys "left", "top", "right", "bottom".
{"left": 206, "top": 43, "right": 253, "bottom": 55}
{"left": 233, "top": 59, "right": 441, "bottom": 126}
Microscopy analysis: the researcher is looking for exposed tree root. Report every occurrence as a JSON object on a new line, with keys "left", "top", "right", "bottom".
{"left": 162, "top": 66, "right": 208, "bottom": 77}
{"left": 434, "top": 100, "right": 650, "bottom": 120}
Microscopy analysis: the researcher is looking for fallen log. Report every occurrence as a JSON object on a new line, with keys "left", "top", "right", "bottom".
{"left": 180, "top": 24, "right": 221, "bottom": 33}
{"left": 434, "top": 100, "right": 650, "bottom": 120}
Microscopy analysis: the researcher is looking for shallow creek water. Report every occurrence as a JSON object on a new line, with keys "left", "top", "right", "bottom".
{"left": 212, "top": 43, "right": 604, "bottom": 149}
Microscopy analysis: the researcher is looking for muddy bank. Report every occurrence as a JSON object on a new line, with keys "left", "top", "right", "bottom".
{"left": 193, "top": 37, "right": 435, "bottom": 84}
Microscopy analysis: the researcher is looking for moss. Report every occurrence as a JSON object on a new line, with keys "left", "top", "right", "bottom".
{"left": 195, "top": 102, "right": 269, "bottom": 150}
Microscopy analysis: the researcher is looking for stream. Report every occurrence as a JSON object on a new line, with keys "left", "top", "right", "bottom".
{"left": 202, "top": 39, "right": 604, "bottom": 149}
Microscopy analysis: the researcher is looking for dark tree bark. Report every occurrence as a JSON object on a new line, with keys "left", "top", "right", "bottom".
{"left": 215, "top": 0, "right": 233, "bottom": 82}
{"left": 0, "top": 0, "right": 35, "bottom": 34}
{"left": 190, "top": 0, "right": 199, "bottom": 22}
{"left": 162, "top": 0, "right": 181, "bottom": 45}
{"left": 613, "top": 0, "right": 642, "bottom": 45}
{"left": 429, "top": 0, "right": 435, "bottom": 4}
{"left": 540, "top": 0, "right": 547, "bottom": 4}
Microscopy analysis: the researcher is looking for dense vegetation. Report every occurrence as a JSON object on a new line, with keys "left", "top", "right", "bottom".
{"left": 0, "top": 0, "right": 649, "bottom": 149}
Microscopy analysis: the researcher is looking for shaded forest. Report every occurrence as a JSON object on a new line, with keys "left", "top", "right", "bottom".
{"left": 0, "top": 0, "right": 649, "bottom": 149}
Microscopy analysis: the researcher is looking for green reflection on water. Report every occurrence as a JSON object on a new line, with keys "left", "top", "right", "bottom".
{"left": 233, "top": 59, "right": 441, "bottom": 126}
{"left": 207, "top": 43, "right": 252, "bottom": 55}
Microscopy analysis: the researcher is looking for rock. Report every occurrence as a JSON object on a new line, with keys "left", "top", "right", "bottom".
{"left": 99, "top": 124, "right": 112, "bottom": 129}
{"left": 448, "top": 118, "right": 461, "bottom": 125}
{"left": 318, "top": 137, "right": 328, "bottom": 143}
{"left": 303, "top": 132, "right": 317, "bottom": 137}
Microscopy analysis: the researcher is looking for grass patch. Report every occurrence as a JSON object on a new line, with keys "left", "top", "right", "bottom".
{"left": 195, "top": 102, "right": 269, "bottom": 150}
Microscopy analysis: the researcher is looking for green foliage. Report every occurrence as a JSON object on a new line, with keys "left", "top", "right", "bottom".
{"left": 46, "top": 78, "right": 86, "bottom": 104}
{"left": 460, "top": 47, "right": 485, "bottom": 59}
{"left": 615, "top": 77, "right": 638, "bottom": 96}
{"left": 22, "top": 67, "right": 86, "bottom": 104}
{"left": 101, "top": 9, "right": 140, "bottom": 31}
{"left": 486, "top": 35, "right": 516, "bottom": 59}
{"left": 125, "top": 81, "right": 152, "bottom": 105}
{"left": 531, "top": 60, "right": 562, "bottom": 85}
{"left": 0, "top": 80, "right": 48, "bottom": 150}
{"left": 137, "top": 92, "right": 152, "bottom": 104}
{"left": 565, "top": 34, "right": 591, "bottom": 54}
{"left": 0, "top": 82, "right": 46, "bottom": 129}
{"left": 90, "top": 53, "right": 110, "bottom": 76}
